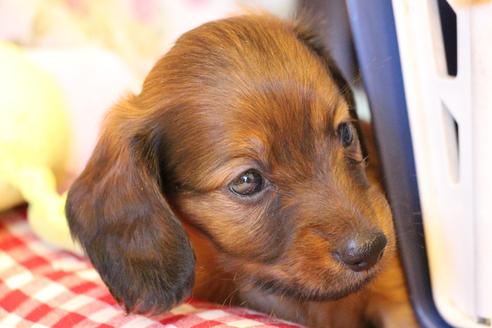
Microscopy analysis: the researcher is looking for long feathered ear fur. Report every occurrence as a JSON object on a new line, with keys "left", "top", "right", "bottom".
{"left": 292, "top": 13, "right": 368, "bottom": 157}
{"left": 65, "top": 97, "right": 195, "bottom": 314}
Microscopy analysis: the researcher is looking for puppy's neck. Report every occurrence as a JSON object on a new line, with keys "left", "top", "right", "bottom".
{"left": 240, "top": 288, "right": 309, "bottom": 324}
{"left": 239, "top": 288, "right": 367, "bottom": 327}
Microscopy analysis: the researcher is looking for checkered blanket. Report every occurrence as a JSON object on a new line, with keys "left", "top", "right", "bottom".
{"left": 0, "top": 209, "right": 302, "bottom": 327}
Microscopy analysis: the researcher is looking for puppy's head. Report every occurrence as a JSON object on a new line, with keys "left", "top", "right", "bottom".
{"left": 66, "top": 15, "right": 395, "bottom": 314}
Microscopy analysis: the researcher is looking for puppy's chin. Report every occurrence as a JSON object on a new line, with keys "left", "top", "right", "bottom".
{"left": 247, "top": 265, "right": 381, "bottom": 302}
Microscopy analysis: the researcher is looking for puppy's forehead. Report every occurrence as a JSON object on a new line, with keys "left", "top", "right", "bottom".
{"left": 178, "top": 18, "right": 347, "bottom": 128}
{"left": 144, "top": 15, "right": 348, "bottom": 119}
{"left": 185, "top": 17, "right": 349, "bottom": 155}
{"left": 149, "top": 16, "right": 351, "bottom": 185}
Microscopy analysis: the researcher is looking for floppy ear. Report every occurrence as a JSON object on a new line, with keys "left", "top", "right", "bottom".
{"left": 65, "top": 97, "right": 195, "bottom": 314}
{"left": 293, "top": 16, "right": 368, "bottom": 157}
{"left": 292, "top": 14, "right": 355, "bottom": 108}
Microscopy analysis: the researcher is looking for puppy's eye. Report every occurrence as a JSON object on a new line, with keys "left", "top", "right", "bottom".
{"left": 229, "top": 169, "right": 264, "bottom": 196}
{"left": 337, "top": 122, "right": 354, "bottom": 147}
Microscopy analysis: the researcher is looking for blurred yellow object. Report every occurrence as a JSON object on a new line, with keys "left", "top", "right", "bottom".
{"left": 0, "top": 41, "right": 81, "bottom": 254}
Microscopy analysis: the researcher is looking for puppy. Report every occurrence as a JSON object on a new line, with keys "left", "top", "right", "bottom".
{"left": 66, "top": 15, "right": 418, "bottom": 328}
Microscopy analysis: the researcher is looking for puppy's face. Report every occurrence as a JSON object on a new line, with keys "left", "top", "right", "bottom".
{"left": 66, "top": 15, "right": 395, "bottom": 314}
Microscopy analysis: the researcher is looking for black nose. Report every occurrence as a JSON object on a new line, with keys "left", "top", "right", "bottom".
{"left": 336, "top": 232, "right": 387, "bottom": 272}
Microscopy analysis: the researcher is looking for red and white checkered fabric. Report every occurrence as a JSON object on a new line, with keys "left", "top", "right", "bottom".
{"left": 0, "top": 209, "right": 302, "bottom": 328}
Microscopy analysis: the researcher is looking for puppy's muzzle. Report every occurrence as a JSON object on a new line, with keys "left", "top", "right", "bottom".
{"left": 335, "top": 231, "right": 387, "bottom": 272}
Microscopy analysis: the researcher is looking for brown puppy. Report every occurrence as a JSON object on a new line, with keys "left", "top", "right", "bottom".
{"left": 66, "top": 15, "right": 418, "bottom": 328}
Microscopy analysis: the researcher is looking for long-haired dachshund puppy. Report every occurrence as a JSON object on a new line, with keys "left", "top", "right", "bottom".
{"left": 66, "top": 15, "right": 418, "bottom": 328}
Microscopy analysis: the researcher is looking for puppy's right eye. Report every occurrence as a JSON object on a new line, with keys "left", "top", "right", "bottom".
{"left": 229, "top": 169, "right": 264, "bottom": 196}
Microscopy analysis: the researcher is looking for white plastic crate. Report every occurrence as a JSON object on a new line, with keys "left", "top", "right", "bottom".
{"left": 392, "top": 0, "right": 492, "bottom": 327}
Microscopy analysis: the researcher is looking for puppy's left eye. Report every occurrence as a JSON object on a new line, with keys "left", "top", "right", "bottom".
{"left": 337, "top": 122, "right": 354, "bottom": 147}
{"left": 229, "top": 169, "right": 264, "bottom": 196}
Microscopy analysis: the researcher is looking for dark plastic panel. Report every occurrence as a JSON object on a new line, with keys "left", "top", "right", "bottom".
{"left": 345, "top": 1, "right": 452, "bottom": 327}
